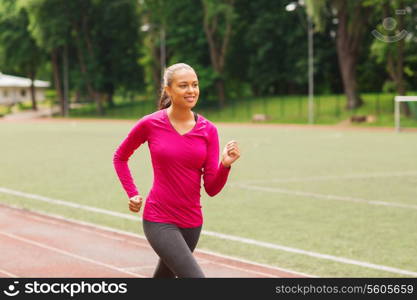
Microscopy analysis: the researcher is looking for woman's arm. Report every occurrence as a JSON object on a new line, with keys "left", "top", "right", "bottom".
{"left": 113, "top": 117, "right": 149, "bottom": 198}
{"left": 202, "top": 125, "right": 231, "bottom": 197}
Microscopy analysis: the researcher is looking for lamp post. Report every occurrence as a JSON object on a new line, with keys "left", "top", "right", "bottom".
{"left": 286, "top": 1, "right": 314, "bottom": 124}
{"left": 160, "top": 26, "right": 166, "bottom": 77}
{"left": 141, "top": 23, "right": 166, "bottom": 80}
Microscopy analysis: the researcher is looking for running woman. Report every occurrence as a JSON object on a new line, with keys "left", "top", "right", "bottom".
{"left": 113, "top": 63, "right": 240, "bottom": 278}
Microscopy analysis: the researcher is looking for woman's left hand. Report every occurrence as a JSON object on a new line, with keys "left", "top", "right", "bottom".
{"left": 221, "top": 140, "right": 240, "bottom": 168}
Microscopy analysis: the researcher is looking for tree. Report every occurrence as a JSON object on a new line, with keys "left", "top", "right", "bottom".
{"left": 139, "top": 0, "right": 170, "bottom": 105}
{"left": 307, "top": 0, "right": 371, "bottom": 109}
{"left": 202, "top": 0, "right": 236, "bottom": 108}
{"left": 0, "top": 0, "right": 46, "bottom": 111}
{"left": 22, "top": 0, "right": 143, "bottom": 115}
{"left": 140, "top": 0, "right": 218, "bottom": 107}
{"left": 22, "top": 0, "right": 72, "bottom": 116}
{"left": 232, "top": 0, "right": 312, "bottom": 96}
{"left": 85, "top": 0, "right": 143, "bottom": 109}
{"left": 64, "top": 0, "right": 142, "bottom": 114}
{"left": 368, "top": 0, "right": 415, "bottom": 116}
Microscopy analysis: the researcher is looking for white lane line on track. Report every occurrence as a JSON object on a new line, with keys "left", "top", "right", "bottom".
{"left": 0, "top": 268, "right": 18, "bottom": 278}
{"left": 0, "top": 187, "right": 139, "bottom": 221}
{"left": 231, "top": 183, "right": 417, "bottom": 210}
{"left": 22, "top": 214, "right": 150, "bottom": 248}
{"left": 201, "top": 231, "right": 417, "bottom": 277}
{"left": 1, "top": 203, "right": 303, "bottom": 278}
{"left": 238, "top": 170, "right": 417, "bottom": 184}
{"left": 205, "top": 261, "right": 278, "bottom": 278}
{"left": 2, "top": 187, "right": 417, "bottom": 277}
{"left": 196, "top": 248, "right": 313, "bottom": 278}
{"left": 0, "top": 231, "right": 145, "bottom": 278}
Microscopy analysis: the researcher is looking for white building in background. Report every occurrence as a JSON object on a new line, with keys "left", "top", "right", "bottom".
{"left": 0, "top": 72, "right": 50, "bottom": 105}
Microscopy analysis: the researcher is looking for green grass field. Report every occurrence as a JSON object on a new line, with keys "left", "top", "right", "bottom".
{"left": 0, "top": 119, "right": 416, "bottom": 277}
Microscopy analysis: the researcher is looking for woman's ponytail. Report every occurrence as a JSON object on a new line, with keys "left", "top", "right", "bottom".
{"left": 158, "top": 89, "right": 171, "bottom": 110}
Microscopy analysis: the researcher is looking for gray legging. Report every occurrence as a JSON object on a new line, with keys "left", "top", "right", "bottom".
{"left": 142, "top": 219, "right": 205, "bottom": 278}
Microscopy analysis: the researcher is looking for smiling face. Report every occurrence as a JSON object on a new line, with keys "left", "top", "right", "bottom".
{"left": 165, "top": 69, "right": 199, "bottom": 109}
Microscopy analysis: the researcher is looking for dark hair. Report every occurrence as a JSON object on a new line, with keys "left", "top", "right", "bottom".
{"left": 158, "top": 63, "right": 196, "bottom": 110}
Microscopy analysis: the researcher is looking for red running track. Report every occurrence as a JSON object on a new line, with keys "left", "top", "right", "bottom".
{"left": 0, "top": 204, "right": 307, "bottom": 278}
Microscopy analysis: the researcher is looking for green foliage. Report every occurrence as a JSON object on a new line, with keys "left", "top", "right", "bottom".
{"left": 22, "top": 0, "right": 71, "bottom": 51}
{"left": 382, "top": 80, "right": 396, "bottom": 93}
{"left": 230, "top": 0, "right": 309, "bottom": 95}
{"left": 305, "top": 0, "right": 327, "bottom": 32}
{"left": 13, "top": 0, "right": 143, "bottom": 101}
{"left": 0, "top": 0, "right": 416, "bottom": 112}
{"left": 0, "top": 0, "right": 46, "bottom": 76}
{"left": 368, "top": 0, "right": 417, "bottom": 95}
{"left": 202, "top": 0, "right": 237, "bottom": 37}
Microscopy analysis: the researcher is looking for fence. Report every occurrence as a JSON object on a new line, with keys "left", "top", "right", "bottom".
{"left": 194, "top": 92, "right": 400, "bottom": 124}
{"left": 62, "top": 92, "right": 417, "bottom": 125}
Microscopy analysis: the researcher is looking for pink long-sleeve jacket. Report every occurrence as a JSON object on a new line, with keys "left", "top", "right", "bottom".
{"left": 113, "top": 108, "right": 231, "bottom": 228}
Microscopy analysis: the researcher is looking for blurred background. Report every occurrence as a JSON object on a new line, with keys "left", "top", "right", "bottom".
{"left": 0, "top": 0, "right": 416, "bottom": 127}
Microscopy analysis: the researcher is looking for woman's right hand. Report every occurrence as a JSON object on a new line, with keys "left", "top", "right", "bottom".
{"left": 128, "top": 195, "right": 143, "bottom": 213}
